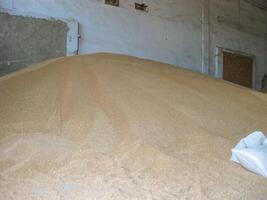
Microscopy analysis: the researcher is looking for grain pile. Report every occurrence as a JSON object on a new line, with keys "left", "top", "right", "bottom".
{"left": 0, "top": 53, "right": 267, "bottom": 199}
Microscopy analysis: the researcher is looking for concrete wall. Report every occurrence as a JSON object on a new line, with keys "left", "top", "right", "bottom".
{"left": 0, "top": 12, "right": 68, "bottom": 76}
{"left": 0, "top": 0, "right": 266, "bottom": 89}
{"left": 0, "top": 0, "right": 203, "bottom": 72}
{"left": 210, "top": 0, "right": 267, "bottom": 89}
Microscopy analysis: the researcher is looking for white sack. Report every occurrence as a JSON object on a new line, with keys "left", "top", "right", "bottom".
{"left": 231, "top": 131, "right": 267, "bottom": 178}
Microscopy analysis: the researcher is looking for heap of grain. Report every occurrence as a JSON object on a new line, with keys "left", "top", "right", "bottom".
{"left": 1, "top": 53, "right": 267, "bottom": 199}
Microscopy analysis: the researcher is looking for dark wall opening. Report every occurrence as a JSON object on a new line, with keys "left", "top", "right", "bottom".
{"left": 0, "top": 12, "right": 68, "bottom": 76}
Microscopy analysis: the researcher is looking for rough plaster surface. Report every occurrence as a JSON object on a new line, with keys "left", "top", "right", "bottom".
{"left": 0, "top": 0, "right": 266, "bottom": 89}
{"left": 0, "top": 12, "right": 68, "bottom": 76}
{"left": 0, "top": 53, "right": 267, "bottom": 199}
{"left": 209, "top": 0, "right": 267, "bottom": 89}
{"left": 0, "top": 0, "right": 203, "bottom": 71}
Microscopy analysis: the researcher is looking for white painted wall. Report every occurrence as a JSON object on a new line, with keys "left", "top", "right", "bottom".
{"left": 0, "top": 0, "right": 266, "bottom": 89}
{"left": 209, "top": 0, "right": 267, "bottom": 89}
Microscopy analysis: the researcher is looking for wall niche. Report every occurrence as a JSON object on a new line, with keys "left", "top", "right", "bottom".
{"left": 105, "top": 0, "right": 119, "bottom": 7}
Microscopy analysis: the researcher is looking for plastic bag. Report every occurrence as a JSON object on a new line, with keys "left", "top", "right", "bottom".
{"left": 231, "top": 131, "right": 267, "bottom": 178}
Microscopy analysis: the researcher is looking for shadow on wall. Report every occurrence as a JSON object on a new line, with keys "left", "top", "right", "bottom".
{"left": 262, "top": 74, "right": 267, "bottom": 93}
{"left": 0, "top": 12, "right": 68, "bottom": 76}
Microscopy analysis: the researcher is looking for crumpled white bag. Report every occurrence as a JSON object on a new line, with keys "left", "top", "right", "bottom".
{"left": 231, "top": 131, "right": 267, "bottom": 178}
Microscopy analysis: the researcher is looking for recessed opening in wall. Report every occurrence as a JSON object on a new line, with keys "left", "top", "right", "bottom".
{"left": 135, "top": 3, "right": 148, "bottom": 12}
{"left": 215, "top": 47, "right": 255, "bottom": 89}
{"left": 223, "top": 52, "right": 254, "bottom": 88}
{"left": 105, "top": 0, "right": 119, "bottom": 7}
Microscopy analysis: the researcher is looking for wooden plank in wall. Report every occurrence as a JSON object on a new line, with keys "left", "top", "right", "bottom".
{"left": 223, "top": 52, "right": 253, "bottom": 88}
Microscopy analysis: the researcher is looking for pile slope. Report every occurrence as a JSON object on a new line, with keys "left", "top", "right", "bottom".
{"left": 0, "top": 53, "right": 267, "bottom": 199}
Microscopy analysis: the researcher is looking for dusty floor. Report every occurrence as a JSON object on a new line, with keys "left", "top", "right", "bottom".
{"left": 0, "top": 53, "right": 267, "bottom": 199}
